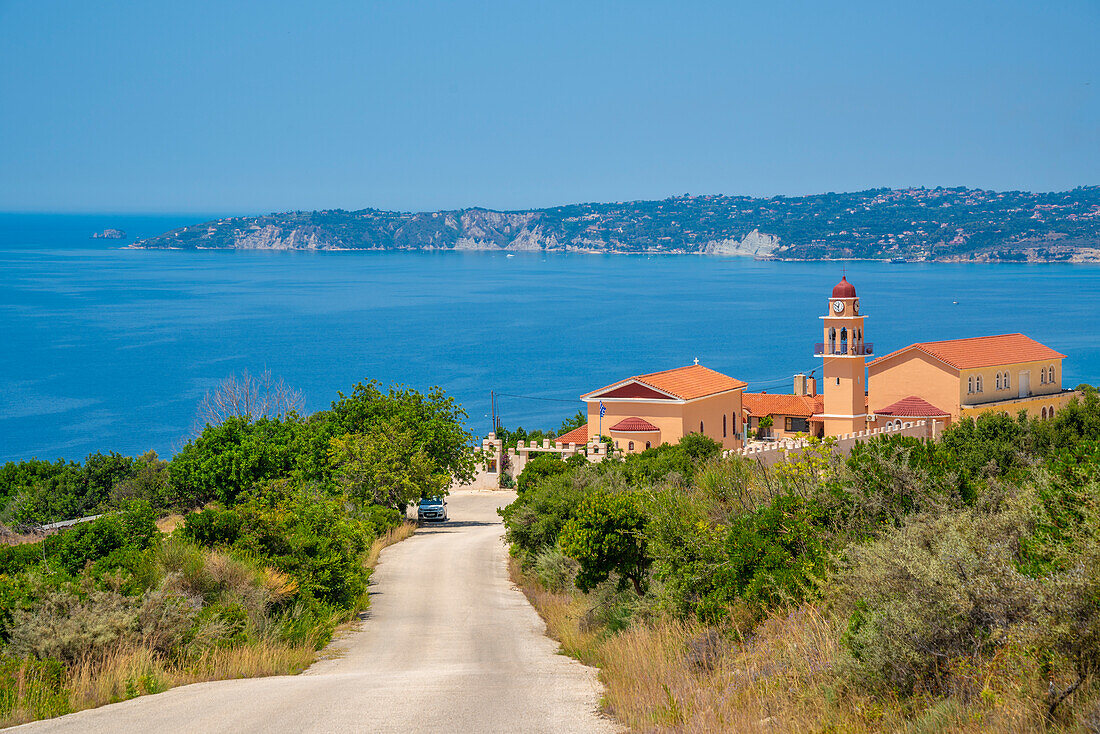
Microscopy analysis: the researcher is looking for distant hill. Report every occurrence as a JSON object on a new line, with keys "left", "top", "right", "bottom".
{"left": 132, "top": 186, "right": 1100, "bottom": 262}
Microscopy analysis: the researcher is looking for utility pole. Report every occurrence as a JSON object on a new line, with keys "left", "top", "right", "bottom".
{"left": 490, "top": 390, "right": 497, "bottom": 434}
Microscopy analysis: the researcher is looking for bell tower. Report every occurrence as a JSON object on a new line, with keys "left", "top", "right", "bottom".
{"left": 816, "top": 276, "right": 870, "bottom": 435}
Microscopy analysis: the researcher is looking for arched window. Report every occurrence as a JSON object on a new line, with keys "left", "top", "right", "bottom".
{"left": 968, "top": 376, "right": 974, "bottom": 393}
{"left": 894, "top": 419, "right": 902, "bottom": 428}
{"left": 996, "top": 374, "right": 1002, "bottom": 390}
{"left": 723, "top": 414, "right": 728, "bottom": 438}
{"left": 1049, "top": 406, "right": 1055, "bottom": 418}
{"left": 1004, "top": 372, "right": 1010, "bottom": 390}
{"left": 1041, "top": 407, "right": 1047, "bottom": 419}
{"left": 976, "top": 375, "right": 983, "bottom": 392}
{"left": 1048, "top": 365, "right": 1056, "bottom": 384}
{"left": 840, "top": 328, "right": 848, "bottom": 354}
{"left": 645, "top": 441, "right": 651, "bottom": 450}
{"left": 628, "top": 441, "right": 634, "bottom": 451}
{"left": 828, "top": 327, "right": 836, "bottom": 353}
{"left": 1040, "top": 369, "right": 1047, "bottom": 385}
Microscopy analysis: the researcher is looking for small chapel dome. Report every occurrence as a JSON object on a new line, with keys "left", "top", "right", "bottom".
{"left": 831, "top": 276, "right": 857, "bottom": 298}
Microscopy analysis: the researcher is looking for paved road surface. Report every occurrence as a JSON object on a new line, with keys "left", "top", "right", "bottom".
{"left": 15, "top": 490, "right": 616, "bottom": 734}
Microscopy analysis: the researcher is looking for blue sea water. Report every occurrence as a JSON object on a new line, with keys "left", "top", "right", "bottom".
{"left": 2, "top": 212, "right": 1099, "bottom": 464}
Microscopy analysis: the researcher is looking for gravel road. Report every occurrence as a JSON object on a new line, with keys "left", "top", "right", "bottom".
{"left": 14, "top": 489, "right": 617, "bottom": 734}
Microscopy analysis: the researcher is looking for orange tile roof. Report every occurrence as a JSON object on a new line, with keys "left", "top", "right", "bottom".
{"left": 584, "top": 364, "right": 747, "bottom": 401}
{"left": 875, "top": 395, "right": 951, "bottom": 417}
{"left": 869, "top": 333, "right": 1066, "bottom": 370}
{"left": 609, "top": 417, "right": 660, "bottom": 432}
{"left": 555, "top": 424, "right": 589, "bottom": 445}
{"left": 742, "top": 393, "right": 819, "bottom": 418}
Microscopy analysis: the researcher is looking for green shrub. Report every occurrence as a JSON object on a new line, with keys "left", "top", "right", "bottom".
{"left": 516, "top": 453, "right": 569, "bottom": 494}
{"left": 532, "top": 546, "right": 578, "bottom": 592}
{"left": 136, "top": 584, "right": 200, "bottom": 655}
{"left": 499, "top": 471, "right": 590, "bottom": 559}
{"left": 7, "top": 588, "right": 139, "bottom": 664}
{"left": 642, "top": 485, "right": 730, "bottom": 619}
{"left": 360, "top": 504, "right": 402, "bottom": 537}
{"left": 560, "top": 491, "right": 650, "bottom": 594}
{"left": 837, "top": 508, "right": 1037, "bottom": 694}
{"left": 179, "top": 508, "right": 244, "bottom": 547}
{"left": 722, "top": 494, "right": 829, "bottom": 610}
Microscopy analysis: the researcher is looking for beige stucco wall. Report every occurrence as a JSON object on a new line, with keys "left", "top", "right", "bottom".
{"left": 587, "top": 399, "right": 684, "bottom": 446}
{"left": 961, "top": 390, "right": 1075, "bottom": 420}
{"left": 681, "top": 391, "right": 743, "bottom": 450}
{"left": 869, "top": 351, "right": 960, "bottom": 416}
{"left": 958, "top": 359, "right": 1063, "bottom": 406}
{"left": 587, "top": 389, "right": 743, "bottom": 453}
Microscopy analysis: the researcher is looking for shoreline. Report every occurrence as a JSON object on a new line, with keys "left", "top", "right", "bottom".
{"left": 122, "top": 245, "right": 1100, "bottom": 264}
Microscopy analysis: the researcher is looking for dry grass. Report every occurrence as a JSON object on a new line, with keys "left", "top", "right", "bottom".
{"left": 154, "top": 514, "right": 185, "bottom": 534}
{"left": 0, "top": 642, "right": 315, "bottom": 729}
{"left": 365, "top": 521, "right": 416, "bottom": 570}
{"left": 511, "top": 565, "right": 1070, "bottom": 734}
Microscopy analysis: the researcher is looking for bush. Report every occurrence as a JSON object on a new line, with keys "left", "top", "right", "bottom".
{"left": 516, "top": 453, "right": 569, "bottom": 494}
{"left": 560, "top": 491, "right": 650, "bottom": 594}
{"left": 837, "top": 508, "right": 1037, "bottom": 694}
{"left": 179, "top": 508, "right": 244, "bottom": 548}
{"left": 499, "top": 470, "right": 591, "bottom": 559}
{"left": 533, "top": 547, "right": 578, "bottom": 592}
{"left": 7, "top": 588, "right": 139, "bottom": 664}
{"left": 722, "top": 494, "right": 829, "bottom": 610}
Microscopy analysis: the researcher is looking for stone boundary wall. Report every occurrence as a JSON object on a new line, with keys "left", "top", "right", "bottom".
{"left": 458, "top": 419, "right": 940, "bottom": 488}
{"left": 455, "top": 434, "right": 615, "bottom": 490}
{"left": 724, "top": 419, "right": 938, "bottom": 469}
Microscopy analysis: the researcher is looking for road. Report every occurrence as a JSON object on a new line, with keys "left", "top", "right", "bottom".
{"left": 15, "top": 490, "right": 617, "bottom": 734}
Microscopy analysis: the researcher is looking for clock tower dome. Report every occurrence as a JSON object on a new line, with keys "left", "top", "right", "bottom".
{"left": 816, "top": 277, "right": 871, "bottom": 435}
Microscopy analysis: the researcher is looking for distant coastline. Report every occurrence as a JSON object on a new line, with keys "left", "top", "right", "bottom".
{"left": 130, "top": 186, "right": 1100, "bottom": 263}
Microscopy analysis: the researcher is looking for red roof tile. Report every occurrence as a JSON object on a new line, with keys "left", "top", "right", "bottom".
{"left": 869, "top": 333, "right": 1066, "bottom": 370}
{"left": 742, "top": 393, "right": 819, "bottom": 418}
{"left": 608, "top": 417, "right": 660, "bottom": 432}
{"left": 584, "top": 364, "right": 746, "bottom": 401}
{"left": 555, "top": 424, "right": 589, "bottom": 445}
{"left": 875, "top": 395, "right": 950, "bottom": 417}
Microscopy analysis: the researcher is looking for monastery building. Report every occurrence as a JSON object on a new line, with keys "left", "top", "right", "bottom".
{"left": 558, "top": 276, "right": 1076, "bottom": 453}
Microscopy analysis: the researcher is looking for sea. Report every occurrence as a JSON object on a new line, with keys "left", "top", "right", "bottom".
{"left": 2, "top": 212, "right": 1099, "bottom": 464}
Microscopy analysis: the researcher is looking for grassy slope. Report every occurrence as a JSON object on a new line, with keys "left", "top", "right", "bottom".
{"left": 0, "top": 521, "right": 417, "bottom": 729}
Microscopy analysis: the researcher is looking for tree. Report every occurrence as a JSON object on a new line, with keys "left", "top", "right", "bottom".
{"left": 555, "top": 411, "right": 587, "bottom": 437}
{"left": 756, "top": 415, "right": 774, "bottom": 439}
{"left": 559, "top": 491, "right": 650, "bottom": 594}
{"left": 331, "top": 381, "right": 476, "bottom": 485}
{"left": 194, "top": 369, "right": 303, "bottom": 430}
{"left": 169, "top": 417, "right": 300, "bottom": 506}
{"left": 328, "top": 422, "right": 447, "bottom": 512}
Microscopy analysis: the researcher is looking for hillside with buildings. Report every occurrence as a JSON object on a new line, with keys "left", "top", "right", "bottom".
{"left": 132, "top": 186, "right": 1100, "bottom": 262}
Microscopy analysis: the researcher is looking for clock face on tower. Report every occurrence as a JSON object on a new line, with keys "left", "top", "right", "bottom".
{"left": 832, "top": 300, "right": 844, "bottom": 314}
{"left": 853, "top": 299, "right": 860, "bottom": 315}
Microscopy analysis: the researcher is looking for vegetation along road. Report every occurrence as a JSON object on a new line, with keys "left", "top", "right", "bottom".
{"left": 13, "top": 490, "right": 616, "bottom": 734}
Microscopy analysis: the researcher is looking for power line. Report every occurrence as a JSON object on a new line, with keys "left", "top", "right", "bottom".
{"left": 493, "top": 391, "right": 579, "bottom": 404}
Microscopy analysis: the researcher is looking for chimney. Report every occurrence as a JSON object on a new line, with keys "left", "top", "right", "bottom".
{"left": 794, "top": 373, "right": 818, "bottom": 397}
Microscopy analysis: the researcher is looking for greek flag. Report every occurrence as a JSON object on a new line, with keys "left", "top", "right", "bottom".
{"left": 599, "top": 401, "right": 606, "bottom": 417}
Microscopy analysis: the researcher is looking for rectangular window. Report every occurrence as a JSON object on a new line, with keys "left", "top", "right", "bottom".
{"left": 788, "top": 417, "right": 809, "bottom": 433}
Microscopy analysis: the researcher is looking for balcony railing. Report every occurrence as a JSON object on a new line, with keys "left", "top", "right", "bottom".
{"left": 814, "top": 342, "right": 874, "bottom": 356}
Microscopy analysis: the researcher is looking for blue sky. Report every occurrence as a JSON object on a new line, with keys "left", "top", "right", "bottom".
{"left": 0, "top": 0, "right": 1097, "bottom": 213}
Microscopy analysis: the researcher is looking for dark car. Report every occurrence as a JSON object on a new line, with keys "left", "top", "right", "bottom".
{"left": 417, "top": 497, "right": 448, "bottom": 523}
